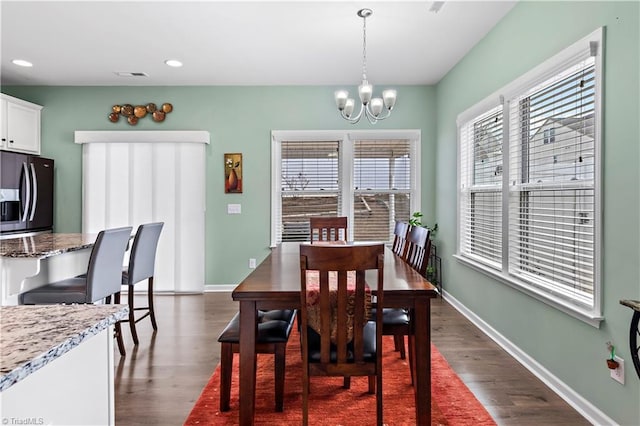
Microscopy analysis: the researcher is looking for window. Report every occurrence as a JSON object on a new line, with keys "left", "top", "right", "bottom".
{"left": 456, "top": 28, "right": 602, "bottom": 324}
{"left": 271, "top": 130, "right": 420, "bottom": 246}
{"left": 543, "top": 128, "right": 556, "bottom": 144}
{"left": 459, "top": 105, "right": 504, "bottom": 269}
{"left": 353, "top": 139, "right": 413, "bottom": 241}
{"left": 279, "top": 140, "right": 341, "bottom": 242}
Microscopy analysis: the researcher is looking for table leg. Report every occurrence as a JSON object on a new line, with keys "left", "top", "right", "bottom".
{"left": 238, "top": 300, "right": 258, "bottom": 426}
{"left": 412, "top": 297, "right": 431, "bottom": 425}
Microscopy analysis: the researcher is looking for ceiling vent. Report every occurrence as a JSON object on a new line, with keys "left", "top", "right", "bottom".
{"left": 429, "top": 1, "right": 445, "bottom": 13}
{"left": 114, "top": 71, "right": 149, "bottom": 77}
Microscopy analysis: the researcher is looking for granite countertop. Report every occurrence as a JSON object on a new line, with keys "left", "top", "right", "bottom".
{"left": 0, "top": 304, "right": 128, "bottom": 392}
{"left": 0, "top": 233, "right": 97, "bottom": 258}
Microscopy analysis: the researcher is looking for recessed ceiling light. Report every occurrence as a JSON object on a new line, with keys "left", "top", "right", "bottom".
{"left": 164, "top": 59, "right": 183, "bottom": 68}
{"left": 12, "top": 59, "right": 33, "bottom": 67}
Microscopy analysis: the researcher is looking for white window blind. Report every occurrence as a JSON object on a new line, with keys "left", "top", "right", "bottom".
{"left": 459, "top": 106, "right": 503, "bottom": 268}
{"left": 278, "top": 140, "right": 341, "bottom": 242}
{"left": 456, "top": 28, "right": 602, "bottom": 322}
{"left": 271, "top": 130, "right": 421, "bottom": 246}
{"left": 508, "top": 57, "right": 596, "bottom": 306}
{"left": 353, "top": 139, "right": 412, "bottom": 242}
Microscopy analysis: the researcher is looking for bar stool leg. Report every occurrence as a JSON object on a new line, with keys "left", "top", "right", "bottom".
{"left": 148, "top": 277, "right": 158, "bottom": 330}
{"left": 128, "top": 288, "right": 139, "bottom": 345}
{"left": 113, "top": 292, "right": 126, "bottom": 356}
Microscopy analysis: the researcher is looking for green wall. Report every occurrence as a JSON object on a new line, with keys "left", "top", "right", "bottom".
{"left": 4, "top": 1, "right": 638, "bottom": 422}
{"left": 435, "top": 1, "right": 639, "bottom": 424}
{"left": 1, "top": 85, "right": 436, "bottom": 285}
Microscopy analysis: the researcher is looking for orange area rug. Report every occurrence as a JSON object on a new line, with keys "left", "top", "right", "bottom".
{"left": 185, "top": 328, "right": 495, "bottom": 425}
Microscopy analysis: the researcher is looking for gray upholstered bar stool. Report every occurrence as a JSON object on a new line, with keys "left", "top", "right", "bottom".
{"left": 217, "top": 309, "right": 296, "bottom": 412}
{"left": 19, "top": 226, "right": 133, "bottom": 356}
{"left": 121, "top": 222, "right": 164, "bottom": 345}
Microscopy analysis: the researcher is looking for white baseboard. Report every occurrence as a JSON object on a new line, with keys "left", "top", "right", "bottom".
{"left": 204, "top": 284, "right": 236, "bottom": 292}
{"left": 121, "top": 286, "right": 235, "bottom": 295}
{"left": 442, "top": 290, "right": 616, "bottom": 426}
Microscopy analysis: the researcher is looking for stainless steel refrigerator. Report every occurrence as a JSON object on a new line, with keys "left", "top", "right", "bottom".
{"left": 0, "top": 151, "right": 54, "bottom": 237}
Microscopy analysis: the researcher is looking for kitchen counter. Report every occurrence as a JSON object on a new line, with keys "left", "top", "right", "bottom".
{"left": 0, "top": 304, "right": 128, "bottom": 425}
{"left": 0, "top": 304, "right": 128, "bottom": 391}
{"left": 0, "top": 233, "right": 96, "bottom": 258}
{"left": 0, "top": 233, "right": 99, "bottom": 305}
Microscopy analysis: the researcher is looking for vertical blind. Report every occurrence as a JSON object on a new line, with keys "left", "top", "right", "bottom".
{"left": 279, "top": 141, "right": 340, "bottom": 242}
{"left": 459, "top": 105, "right": 503, "bottom": 268}
{"left": 508, "top": 58, "right": 596, "bottom": 305}
{"left": 353, "top": 139, "right": 412, "bottom": 242}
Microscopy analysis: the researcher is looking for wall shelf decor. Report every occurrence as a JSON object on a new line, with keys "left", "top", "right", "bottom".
{"left": 108, "top": 103, "right": 173, "bottom": 125}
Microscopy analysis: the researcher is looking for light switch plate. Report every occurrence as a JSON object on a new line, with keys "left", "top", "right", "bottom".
{"left": 227, "top": 204, "right": 241, "bottom": 214}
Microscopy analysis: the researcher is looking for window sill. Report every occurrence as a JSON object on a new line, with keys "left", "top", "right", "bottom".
{"left": 453, "top": 254, "right": 603, "bottom": 328}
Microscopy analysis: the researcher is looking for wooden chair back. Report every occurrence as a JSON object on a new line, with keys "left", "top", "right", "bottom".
{"left": 309, "top": 216, "right": 347, "bottom": 242}
{"left": 405, "top": 225, "right": 431, "bottom": 277}
{"left": 299, "top": 243, "right": 384, "bottom": 426}
{"left": 392, "top": 221, "right": 409, "bottom": 258}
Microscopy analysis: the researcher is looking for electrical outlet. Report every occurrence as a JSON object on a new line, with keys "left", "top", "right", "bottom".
{"left": 249, "top": 258, "right": 256, "bottom": 268}
{"left": 610, "top": 356, "right": 624, "bottom": 384}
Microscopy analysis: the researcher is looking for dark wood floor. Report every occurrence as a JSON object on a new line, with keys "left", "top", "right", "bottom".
{"left": 114, "top": 293, "right": 589, "bottom": 425}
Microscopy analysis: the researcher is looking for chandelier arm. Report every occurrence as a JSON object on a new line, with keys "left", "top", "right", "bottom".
{"left": 343, "top": 102, "right": 365, "bottom": 123}
{"left": 364, "top": 103, "right": 392, "bottom": 123}
{"left": 371, "top": 106, "right": 393, "bottom": 121}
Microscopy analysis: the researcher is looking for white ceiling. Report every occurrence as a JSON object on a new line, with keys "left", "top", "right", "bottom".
{"left": 0, "top": 1, "right": 516, "bottom": 87}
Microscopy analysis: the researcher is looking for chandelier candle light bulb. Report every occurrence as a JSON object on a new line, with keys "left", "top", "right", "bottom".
{"left": 334, "top": 8, "right": 397, "bottom": 124}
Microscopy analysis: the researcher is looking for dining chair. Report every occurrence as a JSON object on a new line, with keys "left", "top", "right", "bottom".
{"left": 391, "top": 220, "right": 410, "bottom": 258}
{"left": 405, "top": 225, "right": 431, "bottom": 277}
{"left": 309, "top": 216, "right": 347, "bottom": 242}
{"left": 120, "top": 222, "right": 164, "bottom": 345}
{"left": 19, "top": 226, "right": 133, "bottom": 356}
{"left": 369, "top": 220, "right": 411, "bottom": 360}
{"left": 217, "top": 309, "right": 296, "bottom": 412}
{"left": 392, "top": 224, "right": 432, "bottom": 382}
{"left": 299, "top": 243, "right": 385, "bottom": 426}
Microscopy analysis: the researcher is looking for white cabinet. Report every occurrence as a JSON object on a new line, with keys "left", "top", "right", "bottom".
{"left": 0, "top": 327, "right": 115, "bottom": 425}
{"left": 0, "top": 94, "right": 42, "bottom": 154}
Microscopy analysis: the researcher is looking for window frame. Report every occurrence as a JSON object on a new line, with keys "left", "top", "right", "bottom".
{"left": 455, "top": 28, "right": 603, "bottom": 326}
{"left": 271, "top": 129, "right": 421, "bottom": 247}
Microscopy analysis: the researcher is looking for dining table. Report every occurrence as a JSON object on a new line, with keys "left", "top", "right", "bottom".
{"left": 232, "top": 242, "right": 439, "bottom": 425}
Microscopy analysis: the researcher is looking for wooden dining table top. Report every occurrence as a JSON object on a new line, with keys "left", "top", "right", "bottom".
{"left": 232, "top": 241, "right": 438, "bottom": 305}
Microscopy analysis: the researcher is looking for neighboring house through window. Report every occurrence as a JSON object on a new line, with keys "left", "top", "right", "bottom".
{"left": 457, "top": 28, "right": 602, "bottom": 325}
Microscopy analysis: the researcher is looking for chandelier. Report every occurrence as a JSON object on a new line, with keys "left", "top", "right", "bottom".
{"left": 334, "top": 8, "right": 397, "bottom": 124}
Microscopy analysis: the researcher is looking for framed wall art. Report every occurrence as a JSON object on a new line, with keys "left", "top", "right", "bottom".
{"left": 224, "top": 153, "right": 243, "bottom": 193}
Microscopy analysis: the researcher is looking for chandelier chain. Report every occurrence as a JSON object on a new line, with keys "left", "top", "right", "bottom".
{"left": 362, "top": 14, "right": 367, "bottom": 81}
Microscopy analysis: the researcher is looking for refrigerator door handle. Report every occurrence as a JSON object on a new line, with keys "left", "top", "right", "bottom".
{"left": 29, "top": 162, "right": 38, "bottom": 221}
{"left": 21, "top": 162, "right": 31, "bottom": 222}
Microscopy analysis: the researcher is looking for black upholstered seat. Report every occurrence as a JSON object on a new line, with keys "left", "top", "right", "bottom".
{"left": 218, "top": 310, "right": 295, "bottom": 344}
{"left": 307, "top": 321, "right": 377, "bottom": 363}
{"left": 217, "top": 309, "right": 296, "bottom": 412}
